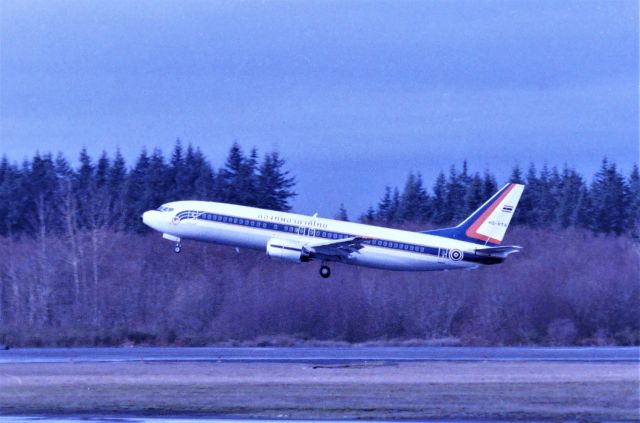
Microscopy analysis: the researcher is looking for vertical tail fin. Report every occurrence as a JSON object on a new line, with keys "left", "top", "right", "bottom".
{"left": 423, "top": 183, "right": 525, "bottom": 246}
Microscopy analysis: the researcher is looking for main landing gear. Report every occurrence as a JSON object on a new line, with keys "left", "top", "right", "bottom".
{"left": 174, "top": 242, "right": 182, "bottom": 253}
{"left": 319, "top": 265, "right": 331, "bottom": 279}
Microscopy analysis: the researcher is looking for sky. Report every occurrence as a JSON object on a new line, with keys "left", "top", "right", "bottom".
{"left": 1, "top": 0, "right": 638, "bottom": 216}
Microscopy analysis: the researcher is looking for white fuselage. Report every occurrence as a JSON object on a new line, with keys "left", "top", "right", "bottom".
{"left": 142, "top": 201, "right": 492, "bottom": 272}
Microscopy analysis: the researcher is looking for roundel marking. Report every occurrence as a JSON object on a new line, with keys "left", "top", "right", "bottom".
{"left": 449, "top": 248, "right": 463, "bottom": 261}
{"left": 172, "top": 216, "right": 180, "bottom": 225}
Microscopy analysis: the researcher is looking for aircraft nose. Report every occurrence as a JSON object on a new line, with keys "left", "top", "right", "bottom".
{"left": 141, "top": 211, "right": 152, "bottom": 226}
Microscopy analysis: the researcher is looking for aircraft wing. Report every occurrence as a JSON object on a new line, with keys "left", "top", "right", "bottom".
{"left": 304, "top": 236, "right": 370, "bottom": 259}
{"left": 474, "top": 245, "right": 522, "bottom": 258}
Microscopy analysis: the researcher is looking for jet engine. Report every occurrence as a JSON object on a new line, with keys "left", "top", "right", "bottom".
{"left": 266, "top": 238, "right": 310, "bottom": 263}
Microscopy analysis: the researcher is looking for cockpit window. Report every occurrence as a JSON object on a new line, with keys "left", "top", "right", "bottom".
{"left": 156, "top": 206, "right": 175, "bottom": 212}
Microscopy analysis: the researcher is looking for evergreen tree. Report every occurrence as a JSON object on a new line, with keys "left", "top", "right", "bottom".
{"left": 74, "top": 148, "right": 96, "bottom": 229}
{"left": 54, "top": 153, "right": 73, "bottom": 178}
{"left": 446, "top": 165, "right": 467, "bottom": 223}
{"left": 510, "top": 165, "right": 524, "bottom": 184}
{"left": 256, "top": 151, "right": 296, "bottom": 211}
{"left": 482, "top": 170, "right": 498, "bottom": 199}
{"left": 537, "top": 165, "right": 559, "bottom": 226}
{"left": 0, "top": 157, "right": 23, "bottom": 236}
{"left": 335, "top": 203, "right": 349, "bottom": 221}
{"left": 125, "top": 149, "right": 151, "bottom": 232}
{"left": 218, "top": 142, "right": 259, "bottom": 206}
{"left": 27, "top": 152, "right": 61, "bottom": 235}
{"left": 522, "top": 164, "right": 541, "bottom": 227}
{"left": 590, "top": 158, "right": 628, "bottom": 235}
{"left": 360, "top": 205, "right": 376, "bottom": 224}
{"left": 95, "top": 152, "right": 110, "bottom": 189}
{"left": 626, "top": 164, "right": 640, "bottom": 237}
{"left": 460, "top": 161, "right": 471, "bottom": 190}
{"left": 375, "top": 186, "right": 401, "bottom": 223}
{"left": 556, "top": 166, "right": 587, "bottom": 228}
{"left": 575, "top": 184, "right": 593, "bottom": 231}
{"left": 168, "top": 139, "right": 190, "bottom": 200}
{"left": 390, "top": 188, "right": 401, "bottom": 224}
{"left": 398, "top": 173, "right": 430, "bottom": 223}
{"left": 431, "top": 171, "right": 448, "bottom": 224}
{"left": 509, "top": 165, "right": 527, "bottom": 225}
{"left": 76, "top": 148, "right": 94, "bottom": 189}
{"left": 147, "top": 148, "right": 170, "bottom": 206}
{"left": 107, "top": 149, "right": 127, "bottom": 229}
{"left": 464, "top": 173, "right": 485, "bottom": 214}
{"left": 187, "top": 146, "right": 216, "bottom": 200}
{"left": 376, "top": 186, "right": 393, "bottom": 223}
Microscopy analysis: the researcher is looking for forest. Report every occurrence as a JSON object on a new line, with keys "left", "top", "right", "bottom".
{"left": 0, "top": 140, "right": 638, "bottom": 347}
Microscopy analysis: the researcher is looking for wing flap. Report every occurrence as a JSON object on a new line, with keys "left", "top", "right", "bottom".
{"left": 305, "top": 236, "right": 370, "bottom": 259}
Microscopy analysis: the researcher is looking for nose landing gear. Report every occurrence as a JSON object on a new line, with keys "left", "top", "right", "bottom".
{"left": 319, "top": 265, "right": 331, "bottom": 279}
{"left": 174, "top": 243, "right": 182, "bottom": 253}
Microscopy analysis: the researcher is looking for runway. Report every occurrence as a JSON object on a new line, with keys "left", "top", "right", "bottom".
{"left": 2, "top": 356, "right": 637, "bottom": 420}
{"left": 0, "top": 418, "right": 493, "bottom": 423}
{"left": 0, "top": 346, "right": 637, "bottom": 364}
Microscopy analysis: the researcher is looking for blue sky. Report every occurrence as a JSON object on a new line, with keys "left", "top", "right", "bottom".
{"left": 1, "top": 0, "right": 638, "bottom": 216}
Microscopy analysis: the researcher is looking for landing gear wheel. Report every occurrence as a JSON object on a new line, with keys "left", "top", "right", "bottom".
{"left": 319, "top": 265, "right": 331, "bottom": 279}
{"left": 174, "top": 244, "right": 182, "bottom": 254}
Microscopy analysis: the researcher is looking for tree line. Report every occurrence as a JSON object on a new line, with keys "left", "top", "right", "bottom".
{"left": 0, "top": 140, "right": 296, "bottom": 237}
{"left": 1, "top": 140, "right": 638, "bottom": 238}
{"left": 362, "top": 160, "right": 639, "bottom": 237}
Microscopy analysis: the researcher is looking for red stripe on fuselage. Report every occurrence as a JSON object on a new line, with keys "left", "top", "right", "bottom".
{"left": 465, "top": 183, "right": 516, "bottom": 245}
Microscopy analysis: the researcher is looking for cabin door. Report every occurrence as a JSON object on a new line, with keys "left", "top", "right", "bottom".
{"left": 437, "top": 248, "right": 449, "bottom": 263}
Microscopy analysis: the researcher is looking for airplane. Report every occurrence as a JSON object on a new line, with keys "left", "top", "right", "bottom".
{"left": 142, "top": 182, "right": 524, "bottom": 278}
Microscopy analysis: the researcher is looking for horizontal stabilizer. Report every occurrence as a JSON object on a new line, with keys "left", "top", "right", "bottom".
{"left": 474, "top": 245, "right": 522, "bottom": 258}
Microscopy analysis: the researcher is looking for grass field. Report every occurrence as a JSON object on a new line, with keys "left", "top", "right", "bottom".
{"left": 0, "top": 361, "right": 638, "bottom": 420}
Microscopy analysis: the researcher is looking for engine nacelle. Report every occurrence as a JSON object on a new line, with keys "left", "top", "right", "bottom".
{"left": 266, "top": 238, "right": 310, "bottom": 263}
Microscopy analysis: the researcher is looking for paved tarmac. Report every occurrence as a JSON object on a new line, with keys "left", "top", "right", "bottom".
{"left": 0, "top": 346, "right": 637, "bottom": 363}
